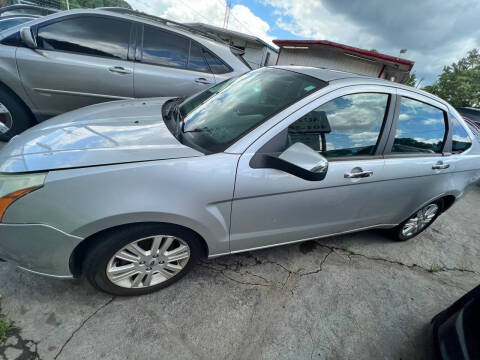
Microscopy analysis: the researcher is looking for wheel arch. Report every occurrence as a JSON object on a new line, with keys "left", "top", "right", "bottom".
{"left": 441, "top": 194, "right": 456, "bottom": 212}
{"left": 69, "top": 221, "right": 210, "bottom": 278}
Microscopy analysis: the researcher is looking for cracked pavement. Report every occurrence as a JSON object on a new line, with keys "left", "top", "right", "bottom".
{"left": 1, "top": 184, "right": 480, "bottom": 359}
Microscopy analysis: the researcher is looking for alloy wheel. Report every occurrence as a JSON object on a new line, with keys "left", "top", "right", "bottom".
{"left": 401, "top": 203, "right": 439, "bottom": 238}
{"left": 0, "top": 102, "right": 12, "bottom": 134}
{"left": 106, "top": 235, "right": 190, "bottom": 288}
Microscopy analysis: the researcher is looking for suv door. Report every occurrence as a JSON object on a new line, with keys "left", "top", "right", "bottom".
{"left": 134, "top": 24, "right": 216, "bottom": 98}
{"left": 381, "top": 89, "right": 451, "bottom": 225}
{"left": 230, "top": 87, "right": 396, "bottom": 252}
{"left": 16, "top": 15, "right": 134, "bottom": 117}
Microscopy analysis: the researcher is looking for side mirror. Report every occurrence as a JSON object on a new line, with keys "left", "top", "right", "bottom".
{"left": 278, "top": 142, "right": 328, "bottom": 173}
{"left": 20, "top": 27, "right": 37, "bottom": 49}
{"left": 250, "top": 142, "right": 328, "bottom": 181}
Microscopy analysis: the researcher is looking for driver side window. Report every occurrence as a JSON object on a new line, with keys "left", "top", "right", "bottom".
{"left": 287, "top": 93, "right": 390, "bottom": 158}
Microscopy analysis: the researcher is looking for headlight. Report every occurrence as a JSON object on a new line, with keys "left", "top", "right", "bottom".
{"left": 0, "top": 173, "right": 46, "bottom": 221}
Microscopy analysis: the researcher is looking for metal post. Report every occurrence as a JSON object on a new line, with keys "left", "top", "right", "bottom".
{"left": 65, "top": 0, "right": 70, "bottom": 10}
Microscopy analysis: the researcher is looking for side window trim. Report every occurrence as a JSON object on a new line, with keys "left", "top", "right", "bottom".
{"left": 34, "top": 14, "right": 134, "bottom": 61}
{"left": 384, "top": 91, "right": 450, "bottom": 158}
{"left": 186, "top": 40, "right": 213, "bottom": 74}
{"left": 248, "top": 88, "right": 396, "bottom": 163}
{"left": 137, "top": 24, "right": 215, "bottom": 74}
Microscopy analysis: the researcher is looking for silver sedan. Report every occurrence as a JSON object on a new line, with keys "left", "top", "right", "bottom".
{"left": 0, "top": 66, "right": 479, "bottom": 295}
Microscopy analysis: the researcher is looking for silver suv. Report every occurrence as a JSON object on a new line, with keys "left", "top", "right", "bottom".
{"left": 0, "top": 8, "right": 250, "bottom": 140}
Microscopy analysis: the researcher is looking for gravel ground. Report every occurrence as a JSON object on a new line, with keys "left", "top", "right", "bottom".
{"left": 0, "top": 174, "right": 479, "bottom": 359}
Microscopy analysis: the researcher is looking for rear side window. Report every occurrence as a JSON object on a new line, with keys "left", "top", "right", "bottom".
{"left": 203, "top": 51, "right": 231, "bottom": 74}
{"left": 142, "top": 25, "right": 189, "bottom": 68}
{"left": 451, "top": 116, "right": 472, "bottom": 153}
{"left": 392, "top": 97, "right": 446, "bottom": 154}
{"left": 37, "top": 16, "right": 131, "bottom": 60}
{"left": 188, "top": 43, "right": 210, "bottom": 72}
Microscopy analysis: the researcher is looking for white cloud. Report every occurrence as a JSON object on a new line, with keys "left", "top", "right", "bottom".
{"left": 127, "top": 0, "right": 275, "bottom": 46}
{"left": 422, "top": 118, "right": 443, "bottom": 125}
{"left": 262, "top": 0, "right": 480, "bottom": 85}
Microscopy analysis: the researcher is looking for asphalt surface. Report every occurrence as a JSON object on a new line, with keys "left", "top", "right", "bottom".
{"left": 0, "top": 153, "right": 479, "bottom": 359}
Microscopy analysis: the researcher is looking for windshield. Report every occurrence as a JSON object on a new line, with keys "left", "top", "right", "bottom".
{"left": 179, "top": 67, "right": 327, "bottom": 153}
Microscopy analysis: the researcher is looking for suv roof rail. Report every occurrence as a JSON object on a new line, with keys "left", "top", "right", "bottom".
{"left": 99, "top": 7, "right": 230, "bottom": 45}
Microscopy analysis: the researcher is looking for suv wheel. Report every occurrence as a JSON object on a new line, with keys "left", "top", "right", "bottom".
{"left": 389, "top": 199, "right": 444, "bottom": 241}
{"left": 0, "top": 87, "right": 35, "bottom": 141}
{"left": 83, "top": 224, "right": 203, "bottom": 296}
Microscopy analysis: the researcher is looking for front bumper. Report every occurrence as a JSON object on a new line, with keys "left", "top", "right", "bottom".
{"left": 0, "top": 223, "right": 83, "bottom": 278}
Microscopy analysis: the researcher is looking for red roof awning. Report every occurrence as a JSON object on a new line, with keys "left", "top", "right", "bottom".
{"left": 273, "top": 39, "right": 414, "bottom": 69}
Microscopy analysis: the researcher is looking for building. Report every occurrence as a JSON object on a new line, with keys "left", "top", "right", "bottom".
{"left": 186, "top": 22, "right": 278, "bottom": 69}
{"left": 273, "top": 39, "right": 414, "bottom": 83}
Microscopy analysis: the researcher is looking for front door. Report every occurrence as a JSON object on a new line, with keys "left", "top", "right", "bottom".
{"left": 16, "top": 15, "right": 134, "bottom": 117}
{"left": 230, "top": 89, "right": 397, "bottom": 252}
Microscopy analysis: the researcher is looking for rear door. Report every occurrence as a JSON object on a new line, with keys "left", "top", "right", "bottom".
{"left": 133, "top": 24, "right": 216, "bottom": 98}
{"left": 381, "top": 89, "right": 452, "bottom": 224}
{"left": 16, "top": 14, "right": 134, "bottom": 117}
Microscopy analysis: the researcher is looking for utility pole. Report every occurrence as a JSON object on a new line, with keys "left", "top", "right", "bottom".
{"left": 65, "top": 0, "right": 70, "bottom": 10}
{"left": 223, "top": 0, "right": 231, "bottom": 28}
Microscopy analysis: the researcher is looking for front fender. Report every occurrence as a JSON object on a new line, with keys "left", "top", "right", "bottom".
{"left": 3, "top": 154, "right": 240, "bottom": 256}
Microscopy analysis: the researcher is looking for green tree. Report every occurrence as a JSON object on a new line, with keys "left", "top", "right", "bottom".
{"left": 4, "top": 0, "right": 132, "bottom": 10}
{"left": 404, "top": 72, "right": 417, "bottom": 87}
{"left": 424, "top": 49, "right": 480, "bottom": 107}
{"left": 64, "top": 0, "right": 132, "bottom": 10}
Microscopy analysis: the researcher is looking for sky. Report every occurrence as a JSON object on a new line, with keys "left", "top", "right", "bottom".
{"left": 127, "top": 0, "right": 480, "bottom": 86}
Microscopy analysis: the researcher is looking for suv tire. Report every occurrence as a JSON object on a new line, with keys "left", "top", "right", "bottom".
{"left": 0, "top": 86, "right": 35, "bottom": 141}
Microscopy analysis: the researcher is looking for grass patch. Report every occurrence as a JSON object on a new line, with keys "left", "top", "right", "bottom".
{"left": 429, "top": 264, "right": 444, "bottom": 273}
{"left": 0, "top": 316, "right": 15, "bottom": 343}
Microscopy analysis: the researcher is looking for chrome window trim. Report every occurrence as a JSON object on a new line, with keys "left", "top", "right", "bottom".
{"left": 231, "top": 84, "right": 397, "bottom": 157}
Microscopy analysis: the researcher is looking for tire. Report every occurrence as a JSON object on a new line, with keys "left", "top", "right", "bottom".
{"left": 83, "top": 224, "right": 204, "bottom": 296}
{"left": 0, "top": 86, "right": 36, "bottom": 141}
{"left": 388, "top": 199, "right": 444, "bottom": 242}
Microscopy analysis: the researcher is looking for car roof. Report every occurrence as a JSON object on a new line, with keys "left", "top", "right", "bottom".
{"left": 0, "top": 8, "right": 232, "bottom": 51}
{"left": 274, "top": 65, "right": 451, "bottom": 109}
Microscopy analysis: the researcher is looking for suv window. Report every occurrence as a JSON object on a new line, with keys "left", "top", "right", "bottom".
{"left": 142, "top": 25, "right": 189, "bottom": 68}
{"left": 188, "top": 43, "right": 210, "bottom": 72}
{"left": 451, "top": 116, "right": 472, "bottom": 153}
{"left": 203, "top": 51, "right": 231, "bottom": 74}
{"left": 37, "top": 16, "right": 131, "bottom": 60}
{"left": 392, "top": 97, "right": 446, "bottom": 154}
{"left": 286, "top": 93, "right": 389, "bottom": 158}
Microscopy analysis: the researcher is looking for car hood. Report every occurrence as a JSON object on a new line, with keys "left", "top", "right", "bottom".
{"left": 0, "top": 98, "right": 203, "bottom": 173}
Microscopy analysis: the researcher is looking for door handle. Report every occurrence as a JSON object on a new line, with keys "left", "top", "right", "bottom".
{"left": 194, "top": 77, "right": 213, "bottom": 85}
{"left": 432, "top": 163, "right": 450, "bottom": 170}
{"left": 108, "top": 66, "right": 131, "bottom": 75}
{"left": 344, "top": 170, "right": 374, "bottom": 178}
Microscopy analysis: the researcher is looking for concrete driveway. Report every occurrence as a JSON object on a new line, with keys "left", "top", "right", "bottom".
{"left": 1, "top": 185, "right": 479, "bottom": 360}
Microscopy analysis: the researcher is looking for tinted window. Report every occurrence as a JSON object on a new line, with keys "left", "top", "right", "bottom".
{"left": 451, "top": 116, "right": 472, "bottom": 153}
{"left": 392, "top": 97, "right": 446, "bottom": 154}
{"left": 188, "top": 43, "right": 210, "bottom": 72}
{"left": 0, "top": 31, "right": 22, "bottom": 47}
{"left": 142, "top": 26, "right": 188, "bottom": 68}
{"left": 179, "top": 67, "right": 326, "bottom": 153}
{"left": 37, "top": 16, "right": 131, "bottom": 60}
{"left": 0, "top": 17, "right": 34, "bottom": 31}
{"left": 287, "top": 93, "right": 389, "bottom": 158}
{"left": 203, "top": 51, "right": 230, "bottom": 74}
